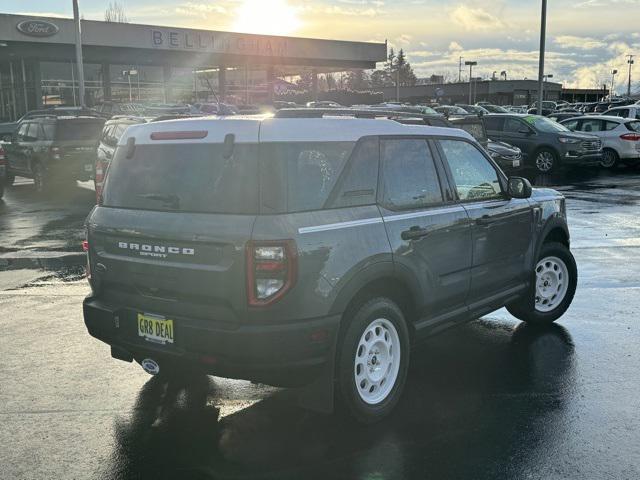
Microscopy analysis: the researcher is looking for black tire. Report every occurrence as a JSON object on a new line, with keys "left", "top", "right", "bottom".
{"left": 32, "top": 163, "right": 48, "bottom": 194}
{"left": 336, "top": 297, "right": 410, "bottom": 424}
{"left": 533, "top": 148, "right": 558, "bottom": 174}
{"left": 600, "top": 148, "right": 619, "bottom": 169}
{"left": 507, "top": 242, "right": 577, "bottom": 325}
{"left": 4, "top": 174, "right": 15, "bottom": 186}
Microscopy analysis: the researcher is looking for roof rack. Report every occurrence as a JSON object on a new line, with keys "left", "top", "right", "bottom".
{"left": 274, "top": 108, "right": 446, "bottom": 121}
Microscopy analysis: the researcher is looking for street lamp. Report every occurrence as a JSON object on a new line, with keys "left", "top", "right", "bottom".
{"left": 537, "top": 0, "right": 547, "bottom": 115}
{"left": 627, "top": 55, "right": 634, "bottom": 97}
{"left": 611, "top": 69, "right": 618, "bottom": 98}
{"left": 122, "top": 69, "right": 138, "bottom": 102}
{"left": 541, "top": 73, "right": 553, "bottom": 102}
{"left": 465, "top": 61, "right": 477, "bottom": 103}
{"left": 72, "top": 0, "right": 85, "bottom": 107}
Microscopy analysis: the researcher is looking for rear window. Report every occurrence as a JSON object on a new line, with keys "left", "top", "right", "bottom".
{"left": 626, "top": 121, "right": 640, "bottom": 133}
{"left": 102, "top": 143, "right": 259, "bottom": 214}
{"left": 455, "top": 122, "right": 486, "bottom": 142}
{"left": 55, "top": 120, "right": 105, "bottom": 141}
{"left": 260, "top": 142, "right": 355, "bottom": 213}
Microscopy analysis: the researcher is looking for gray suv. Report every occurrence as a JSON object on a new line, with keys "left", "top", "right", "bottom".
{"left": 83, "top": 111, "right": 577, "bottom": 423}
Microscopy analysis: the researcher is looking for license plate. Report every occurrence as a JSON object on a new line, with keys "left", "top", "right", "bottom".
{"left": 137, "top": 313, "right": 174, "bottom": 345}
{"left": 84, "top": 164, "right": 93, "bottom": 172}
{"left": 513, "top": 159, "right": 521, "bottom": 168}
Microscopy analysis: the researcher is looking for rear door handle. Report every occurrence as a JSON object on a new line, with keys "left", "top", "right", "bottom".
{"left": 401, "top": 225, "right": 432, "bottom": 240}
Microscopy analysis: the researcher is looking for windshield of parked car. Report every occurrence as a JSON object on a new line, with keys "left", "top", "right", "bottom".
{"left": 55, "top": 119, "right": 105, "bottom": 141}
{"left": 103, "top": 143, "right": 259, "bottom": 214}
{"left": 523, "top": 115, "right": 571, "bottom": 133}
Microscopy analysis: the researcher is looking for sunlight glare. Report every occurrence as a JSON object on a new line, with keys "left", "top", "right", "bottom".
{"left": 232, "top": 0, "right": 301, "bottom": 36}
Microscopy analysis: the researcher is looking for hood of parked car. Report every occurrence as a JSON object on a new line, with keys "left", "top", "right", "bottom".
{"left": 487, "top": 139, "right": 520, "bottom": 155}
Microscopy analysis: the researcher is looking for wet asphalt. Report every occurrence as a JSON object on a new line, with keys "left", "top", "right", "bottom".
{"left": 0, "top": 169, "right": 639, "bottom": 480}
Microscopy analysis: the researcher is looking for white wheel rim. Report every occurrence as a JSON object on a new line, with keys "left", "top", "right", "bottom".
{"left": 536, "top": 152, "right": 554, "bottom": 172}
{"left": 535, "top": 256, "right": 569, "bottom": 313}
{"left": 354, "top": 318, "right": 401, "bottom": 405}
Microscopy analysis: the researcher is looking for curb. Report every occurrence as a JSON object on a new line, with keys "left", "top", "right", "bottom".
{"left": 0, "top": 251, "right": 86, "bottom": 271}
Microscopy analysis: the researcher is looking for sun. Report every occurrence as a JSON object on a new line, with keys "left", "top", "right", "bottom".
{"left": 232, "top": 0, "right": 301, "bottom": 36}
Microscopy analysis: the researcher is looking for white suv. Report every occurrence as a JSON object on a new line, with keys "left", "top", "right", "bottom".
{"left": 560, "top": 115, "right": 640, "bottom": 168}
{"left": 602, "top": 105, "right": 640, "bottom": 120}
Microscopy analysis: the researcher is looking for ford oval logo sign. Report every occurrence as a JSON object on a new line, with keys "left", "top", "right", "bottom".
{"left": 16, "top": 20, "right": 59, "bottom": 37}
{"left": 141, "top": 358, "right": 160, "bottom": 375}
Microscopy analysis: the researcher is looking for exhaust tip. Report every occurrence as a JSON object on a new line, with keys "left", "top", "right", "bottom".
{"left": 141, "top": 358, "right": 160, "bottom": 375}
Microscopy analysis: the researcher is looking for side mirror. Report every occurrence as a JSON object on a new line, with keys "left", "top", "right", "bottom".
{"left": 507, "top": 176, "right": 532, "bottom": 199}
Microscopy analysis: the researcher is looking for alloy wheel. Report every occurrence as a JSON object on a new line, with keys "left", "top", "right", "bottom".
{"left": 536, "top": 151, "right": 555, "bottom": 173}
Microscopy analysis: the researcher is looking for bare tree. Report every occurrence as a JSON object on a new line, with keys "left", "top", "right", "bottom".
{"left": 105, "top": 1, "right": 128, "bottom": 23}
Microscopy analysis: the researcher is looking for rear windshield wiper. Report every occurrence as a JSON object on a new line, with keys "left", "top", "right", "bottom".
{"left": 136, "top": 193, "right": 181, "bottom": 209}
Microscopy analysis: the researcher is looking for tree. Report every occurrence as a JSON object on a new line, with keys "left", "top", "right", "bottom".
{"left": 295, "top": 71, "right": 314, "bottom": 90}
{"left": 396, "top": 49, "right": 417, "bottom": 86}
{"left": 105, "top": 2, "right": 128, "bottom": 23}
{"left": 370, "top": 69, "right": 393, "bottom": 88}
{"left": 344, "top": 69, "right": 370, "bottom": 90}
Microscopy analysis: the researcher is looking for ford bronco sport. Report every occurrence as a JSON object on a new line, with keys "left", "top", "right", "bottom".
{"left": 83, "top": 110, "right": 577, "bottom": 423}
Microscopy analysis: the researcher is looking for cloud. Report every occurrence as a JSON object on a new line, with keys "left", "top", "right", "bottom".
{"left": 554, "top": 35, "right": 607, "bottom": 50}
{"left": 448, "top": 41, "right": 464, "bottom": 52}
{"left": 450, "top": 5, "right": 505, "bottom": 31}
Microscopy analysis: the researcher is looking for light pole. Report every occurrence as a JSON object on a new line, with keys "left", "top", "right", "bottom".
{"left": 72, "top": 0, "right": 85, "bottom": 107}
{"left": 458, "top": 56, "right": 463, "bottom": 82}
{"left": 611, "top": 69, "right": 618, "bottom": 98}
{"left": 537, "top": 0, "right": 547, "bottom": 115}
{"left": 465, "top": 61, "right": 477, "bottom": 103}
{"left": 626, "top": 55, "right": 634, "bottom": 97}
{"left": 541, "top": 73, "right": 553, "bottom": 102}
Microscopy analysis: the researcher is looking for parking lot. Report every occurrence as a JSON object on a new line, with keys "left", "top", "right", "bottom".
{"left": 0, "top": 168, "right": 639, "bottom": 479}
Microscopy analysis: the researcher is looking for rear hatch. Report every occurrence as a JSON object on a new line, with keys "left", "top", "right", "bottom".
{"left": 53, "top": 118, "right": 105, "bottom": 177}
{"left": 89, "top": 121, "right": 260, "bottom": 326}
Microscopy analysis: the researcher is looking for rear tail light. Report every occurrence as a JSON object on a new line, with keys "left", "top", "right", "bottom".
{"left": 50, "top": 146, "right": 61, "bottom": 160}
{"left": 620, "top": 133, "right": 640, "bottom": 141}
{"left": 246, "top": 240, "right": 297, "bottom": 307}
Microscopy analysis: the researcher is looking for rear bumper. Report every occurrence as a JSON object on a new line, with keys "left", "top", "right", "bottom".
{"left": 83, "top": 296, "right": 340, "bottom": 387}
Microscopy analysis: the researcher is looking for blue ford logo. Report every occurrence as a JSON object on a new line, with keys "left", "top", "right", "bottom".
{"left": 141, "top": 358, "right": 160, "bottom": 375}
{"left": 16, "top": 20, "right": 59, "bottom": 37}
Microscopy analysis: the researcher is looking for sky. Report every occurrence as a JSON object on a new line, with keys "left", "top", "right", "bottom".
{"left": 2, "top": 0, "right": 639, "bottom": 93}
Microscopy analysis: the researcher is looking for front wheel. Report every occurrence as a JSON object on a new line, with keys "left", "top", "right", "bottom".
{"left": 600, "top": 149, "right": 619, "bottom": 169}
{"left": 507, "top": 242, "right": 577, "bottom": 325}
{"left": 534, "top": 148, "right": 558, "bottom": 174}
{"left": 336, "top": 297, "right": 410, "bottom": 424}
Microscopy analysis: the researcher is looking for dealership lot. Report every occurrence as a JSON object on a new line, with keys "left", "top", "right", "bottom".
{"left": 0, "top": 169, "right": 639, "bottom": 479}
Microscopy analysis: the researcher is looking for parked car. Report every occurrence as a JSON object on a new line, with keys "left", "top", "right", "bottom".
{"left": 143, "top": 104, "right": 192, "bottom": 116}
{"left": 560, "top": 116, "right": 640, "bottom": 168}
{"left": 95, "top": 116, "right": 149, "bottom": 201}
{"left": 0, "top": 143, "right": 6, "bottom": 199}
{"left": 195, "top": 103, "right": 238, "bottom": 115}
{"left": 94, "top": 102, "right": 145, "bottom": 118}
{"left": 368, "top": 104, "right": 439, "bottom": 115}
{"left": 547, "top": 111, "right": 582, "bottom": 123}
{"left": 435, "top": 105, "right": 471, "bottom": 117}
{"left": 306, "top": 101, "right": 343, "bottom": 108}
{"left": 273, "top": 101, "right": 300, "bottom": 110}
{"left": 448, "top": 116, "right": 523, "bottom": 173}
{"left": 480, "top": 104, "right": 510, "bottom": 113}
{"left": 83, "top": 111, "right": 576, "bottom": 423}
{"left": 3, "top": 115, "right": 105, "bottom": 192}
{"left": 528, "top": 101, "right": 557, "bottom": 116}
{"left": 482, "top": 114, "right": 602, "bottom": 173}
{"left": 0, "top": 107, "right": 98, "bottom": 141}
{"left": 507, "top": 106, "right": 529, "bottom": 114}
{"left": 456, "top": 104, "right": 489, "bottom": 115}
{"left": 601, "top": 105, "right": 640, "bottom": 120}
{"left": 580, "top": 102, "right": 599, "bottom": 113}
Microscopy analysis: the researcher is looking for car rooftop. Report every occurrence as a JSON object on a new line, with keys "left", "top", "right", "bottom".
{"left": 120, "top": 115, "right": 473, "bottom": 146}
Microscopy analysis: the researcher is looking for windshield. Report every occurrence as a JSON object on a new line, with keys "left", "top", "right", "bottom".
{"left": 102, "top": 143, "right": 258, "bottom": 214}
{"left": 55, "top": 120, "right": 105, "bottom": 141}
{"left": 455, "top": 122, "right": 487, "bottom": 142}
{"left": 485, "top": 105, "right": 509, "bottom": 113}
{"left": 523, "top": 115, "right": 571, "bottom": 133}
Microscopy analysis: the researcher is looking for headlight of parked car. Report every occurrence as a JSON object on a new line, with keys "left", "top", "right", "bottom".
{"left": 558, "top": 137, "right": 581, "bottom": 144}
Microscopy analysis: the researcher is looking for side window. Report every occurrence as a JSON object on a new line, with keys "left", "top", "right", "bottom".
{"left": 604, "top": 121, "right": 619, "bottom": 131}
{"left": 327, "top": 137, "right": 379, "bottom": 208}
{"left": 380, "top": 138, "right": 443, "bottom": 210}
{"left": 563, "top": 119, "right": 579, "bottom": 131}
{"left": 113, "top": 124, "right": 128, "bottom": 142}
{"left": 24, "top": 123, "right": 38, "bottom": 142}
{"left": 17, "top": 123, "right": 29, "bottom": 141}
{"left": 504, "top": 118, "right": 525, "bottom": 133}
{"left": 439, "top": 139, "right": 503, "bottom": 202}
{"left": 483, "top": 116, "right": 504, "bottom": 131}
{"left": 581, "top": 119, "right": 602, "bottom": 132}
{"left": 42, "top": 123, "right": 55, "bottom": 140}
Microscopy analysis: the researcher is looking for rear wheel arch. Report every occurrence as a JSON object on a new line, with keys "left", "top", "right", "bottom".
{"left": 330, "top": 265, "right": 418, "bottom": 343}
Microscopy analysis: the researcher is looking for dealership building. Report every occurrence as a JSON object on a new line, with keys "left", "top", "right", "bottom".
{"left": 0, "top": 13, "right": 386, "bottom": 120}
